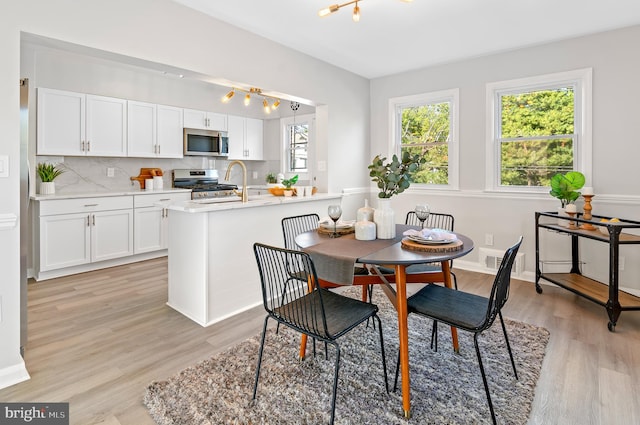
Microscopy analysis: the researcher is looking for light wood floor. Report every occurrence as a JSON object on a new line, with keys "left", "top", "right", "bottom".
{"left": 1, "top": 258, "right": 639, "bottom": 425}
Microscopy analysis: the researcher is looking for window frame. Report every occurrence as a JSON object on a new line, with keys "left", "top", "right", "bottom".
{"left": 281, "top": 113, "right": 314, "bottom": 181}
{"left": 485, "top": 68, "right": 593, "bottom": 192}
{"left": 388, "top": 88, "right": 460, "bottom": 190}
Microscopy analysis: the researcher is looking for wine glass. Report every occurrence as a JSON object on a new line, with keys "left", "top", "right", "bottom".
{"left": 415, "top": 204, "right": 430, "bottom": 229}
{"left": 328, "top": 205, "right": 342, "bottom": 238}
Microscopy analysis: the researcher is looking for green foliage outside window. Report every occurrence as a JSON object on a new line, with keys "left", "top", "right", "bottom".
{"left": 399, "top": 102, "right": 451, "bottom": 185}
{"left": 499, "top": 88, "right": 575, "bottom": 187}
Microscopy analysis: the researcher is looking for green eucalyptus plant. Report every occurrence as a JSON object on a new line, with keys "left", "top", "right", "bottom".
{"left": 368, "top": 151, "right": 425, "bottom": 198}
{"left": 282, "top": 174, "right": 298, "bottom": 189}
{"left": 549, "top": 171, "right": 585, "bottom": 207}
{"left": 36, "top": 163, "right": 65, "bottom": 182}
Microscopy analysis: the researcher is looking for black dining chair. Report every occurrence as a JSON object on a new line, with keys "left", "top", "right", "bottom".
{"left": 253, "top": 243, "right": 389, "bottom": 425}
{"left": 393, "top": 236, "right": 523, "bottom": 425}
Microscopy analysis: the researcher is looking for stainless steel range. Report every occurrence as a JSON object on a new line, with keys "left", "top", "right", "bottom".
{"left": 172, "top": 169, "right": 238, "bottom": 200}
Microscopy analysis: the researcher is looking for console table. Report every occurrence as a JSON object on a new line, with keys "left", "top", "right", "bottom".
{"left": 535, "top": 211, "right": 640, "bottom": 331}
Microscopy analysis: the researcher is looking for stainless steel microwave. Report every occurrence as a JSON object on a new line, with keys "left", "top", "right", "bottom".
{"left": 183, "top": 128, "right": 229, "bottom": 156}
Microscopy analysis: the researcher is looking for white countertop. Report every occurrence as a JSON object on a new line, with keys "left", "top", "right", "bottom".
{"left": 167, "top": 193, "right": 342, "bottom": 213}
{"left": 31, "top": 188, "right": 191, "bottom": 201}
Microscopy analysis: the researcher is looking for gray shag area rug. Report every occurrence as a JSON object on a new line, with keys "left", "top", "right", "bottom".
{"left": 144, "top": 287, "right": 550, "bottom": 424}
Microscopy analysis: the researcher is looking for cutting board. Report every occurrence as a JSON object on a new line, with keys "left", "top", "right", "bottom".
{"left": 130, "top": 168, "right": 163, "bottom": 189}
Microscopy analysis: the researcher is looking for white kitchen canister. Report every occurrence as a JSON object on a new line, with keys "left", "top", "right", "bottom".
{"left": 153, "top": 176, "right": 163, "bottom": 190}
{"left": 374, "top": 198, "right": 396, "bottom": 239}
{"left": 145, "top": 178, "right": 154, "bottom": 191}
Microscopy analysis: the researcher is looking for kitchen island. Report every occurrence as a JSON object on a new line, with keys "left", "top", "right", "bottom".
{"left": 165, "top": 193, "right": 342, "bottom": 326}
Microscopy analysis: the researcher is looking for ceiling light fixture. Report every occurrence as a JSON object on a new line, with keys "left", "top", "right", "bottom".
{"left": 319, "top": 0, "right": 413, "bottom": 21}
{"left": 220, "top": 87, "right": 282, "bottom": 114}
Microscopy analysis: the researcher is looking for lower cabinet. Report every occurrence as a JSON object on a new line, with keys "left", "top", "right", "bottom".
{"left": 134, "top": 193, "right": 191, "bottom": 253}
{"left": 36, "top": 196, "right": 134, "bottom": 273}
{"left": 34, "top": 191, "right": 190, "bottom": 280}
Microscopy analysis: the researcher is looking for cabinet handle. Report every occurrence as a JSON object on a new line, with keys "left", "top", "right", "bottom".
{"left": 160, "top": 198, "right": 170, "bottom": 201}
{"left": 158, "top": 144, "right": 161, "bottom": 155}
{"left": 87, "top": 141, "right": 91, "bottom": 152}
{"left": 92, "top": 215, "right": 96, "bottom": 226}
{"left": 87, "top": 215, "right": 90, "bottom": 227}
{"left": 84, "top": 204, "right": 98, "bottom": 207}
{"left": 82, "top": 141, "right": 85, "bottom": 151}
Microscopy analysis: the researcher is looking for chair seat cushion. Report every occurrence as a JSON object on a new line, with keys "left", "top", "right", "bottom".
{"left": 407, "top": 284, "right": 489, "bottom": 331}
{"left": 275, "top": 289, "right": 378, "bottom": 339}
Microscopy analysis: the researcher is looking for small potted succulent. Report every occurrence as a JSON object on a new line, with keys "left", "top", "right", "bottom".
{"left": 265, "top": 172, "right": 278, "bottom": 187}
{"left": 281, "top": 174, "right": 298, "bottom": 197}
{"left": 36, "top": 162, "right": 65, "bottom": 195}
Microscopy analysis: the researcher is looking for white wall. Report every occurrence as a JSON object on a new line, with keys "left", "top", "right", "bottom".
{"left": 0, "top": 0, "right": 370, "bottom": 389}
{"left": 369, "top": 25, "right": 640, "bottom": 291}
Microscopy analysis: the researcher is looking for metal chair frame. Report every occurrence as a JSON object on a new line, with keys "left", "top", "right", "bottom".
{"left": 393, "top": 237, "right": 523, "bottom": 425}
{"left": 253, "top": 243, "right": 389, "bottom": 425}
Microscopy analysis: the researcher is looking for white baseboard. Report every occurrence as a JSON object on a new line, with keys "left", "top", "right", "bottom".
{"left": 0, "top": 359, "right": 30, "bottom": 390}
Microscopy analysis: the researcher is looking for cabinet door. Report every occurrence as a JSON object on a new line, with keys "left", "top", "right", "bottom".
{"left": 227, "top": 115, "right": 245, "bottom": 159}
{"left": 86, "top": 95, "right": 128, "bottom": 157}
{"left": 39, "top": 213, "right": 91, "bottom": 271}
{"left": 207, "top": 112, "right": 228, "bottom": 131}
{"left": 36, "top": 88, "right": 85, "bottom": 156}
{"left": 157, "top": 104, "right": 184, "bottom": 158}
{"left": 245, "top": 117, "right": 264, "bottom": 160}
{"left": 183, "top": 108, "right": 207, "bottom": 129}
{"left": 127, "top": 100, "right": 156, "bottom": 157}
{"left": 91, "top": 209, "right": 134, "bottom": 262}
{"left": 134, "top": 207, "right": 164, "bottom": 253}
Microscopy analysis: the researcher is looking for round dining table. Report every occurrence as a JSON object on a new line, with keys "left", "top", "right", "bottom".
{"left": 295, "top": 223, "right": 474, "bottom": 419}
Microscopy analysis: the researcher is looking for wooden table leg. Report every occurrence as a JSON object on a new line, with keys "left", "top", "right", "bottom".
{"left": 395, "top": 264, "right": 411, "bottom": 419}
{"left": 441, "top": 261, "right": 459, "bottom": 353}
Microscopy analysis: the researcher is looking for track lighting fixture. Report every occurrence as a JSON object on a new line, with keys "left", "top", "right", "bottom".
{"left": 319, "top": 0, "right": 413, "bottom": 21}
{"left": 220, "top": 86, "right": 282, "bottom": 114}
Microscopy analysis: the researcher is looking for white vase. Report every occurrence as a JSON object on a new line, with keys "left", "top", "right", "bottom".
{"left": 39, "top": 181, "right": 55, "bottom": 195}
{"left": 557, "top": 206, "right": 570, "bottom": 226}
{"left": 374, "top": 198, "right": 396, "bottom": 239}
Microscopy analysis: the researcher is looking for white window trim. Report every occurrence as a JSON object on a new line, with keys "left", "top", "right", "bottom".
{"left": 281, "top": 113, "right": 314, "bottom": 181}
{"left": 388, "top": 88, "right": 460, "bottom": 190}
{"left": 485, "top": 68, "right": 593, "bottom": 192}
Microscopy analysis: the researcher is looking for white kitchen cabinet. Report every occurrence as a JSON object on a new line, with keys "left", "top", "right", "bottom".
{"left": 128, "top": 101, "right": 183, "bottom": 158}
{"left": 228, "top": 115, "right": 263, "bottom": 160}
{"left": 37, "top": 88, "right": 127, "bottom": 156}
{"left": 133, "top": 192, "right": 191, "bottom": 253}
{"left": 35, "top": 196, "right": 134, "bottom": 278}
{"left": 183, "top": 108, "right": 228, "bottom": 131}
{"left": 156, "top": 104, "right": 184, "bottom": 158}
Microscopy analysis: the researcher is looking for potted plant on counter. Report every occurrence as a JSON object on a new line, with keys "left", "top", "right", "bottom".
{"left": 265, "top": 172, "right": 278, "bottom": 187}
{"left": 368, "top": 151, "right": 425, "bottom": 238}
{"left": 281, "top": 174, "right": 298, "bottom": 197}
{"left": 36, "top": 162, "right": 65, "bottom": 195}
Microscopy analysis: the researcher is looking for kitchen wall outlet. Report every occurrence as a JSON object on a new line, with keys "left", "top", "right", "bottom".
{"left": 485, "top": 233, "right": 494, "bottom": 246}
{"left": 619, "top": 256, "right": 625, "bottom": 271}
{"left": 252, "top": 171, "right": 258, "bottom": 180}
{"left": 107, "top": 167, "right": 115, "bottom": 177}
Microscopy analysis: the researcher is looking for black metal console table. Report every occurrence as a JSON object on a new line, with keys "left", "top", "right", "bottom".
{"left": 535, "top": 211, "right": 640, "bottom": 331}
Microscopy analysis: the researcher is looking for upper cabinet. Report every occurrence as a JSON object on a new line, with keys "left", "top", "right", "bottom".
{"left": 127, "top": 101, "right": 183, "bottom": 158}
{"left": 183, "top": 108, "right": 228, "bottom": 131}
{"left": 37, "top": 88, "right": 127, "bottom": 157}
{"left": 227, "top": 115, "right": 263, "bottom": 160}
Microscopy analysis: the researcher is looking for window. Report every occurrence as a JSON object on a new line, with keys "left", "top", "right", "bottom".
{"left": 389, "top": 89, "right": 459, "bottom": 189}
{"left": 281, "top": 113, "right": 313, "bottom": 180}
{"left": 486, "top": 69, "right": 592, "bottom": 191}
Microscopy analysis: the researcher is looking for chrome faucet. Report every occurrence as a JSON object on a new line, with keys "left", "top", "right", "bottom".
{"left": 225, "top": 160, "right": 248, "bottom": 203}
